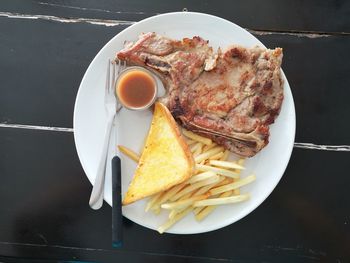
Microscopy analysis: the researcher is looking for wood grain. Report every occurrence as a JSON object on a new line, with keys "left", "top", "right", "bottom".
{"left": 1, "top": 0, "right": 350, "bottom": 33}
{"left": 0, "top": 128, "right": 349, "bottom": 261}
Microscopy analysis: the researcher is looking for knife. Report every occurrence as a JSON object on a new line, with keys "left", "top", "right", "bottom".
{"left": 112, "top": 155, "right": 122, "bottom": 247}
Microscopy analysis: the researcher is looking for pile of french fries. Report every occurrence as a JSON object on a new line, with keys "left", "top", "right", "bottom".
{"left": 118, "top": 129, "right": 255, "bottom": 234}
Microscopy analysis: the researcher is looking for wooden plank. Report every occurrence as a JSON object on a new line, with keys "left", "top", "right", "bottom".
{"left": 1, "top": 17, "right": 350, "bottom": 145}
{"left": 0, "top": 129, "right": 348, "bottom": 262}
{"left": 0, "top": 0, "right": 350, "bottom": 33}
{"left": 0, "top": 17, "right": 127, "bottom": 127}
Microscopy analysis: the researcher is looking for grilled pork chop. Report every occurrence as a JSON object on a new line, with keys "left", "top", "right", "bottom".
{"left": 117, "top": 32, "right": 284, "bottom": 157}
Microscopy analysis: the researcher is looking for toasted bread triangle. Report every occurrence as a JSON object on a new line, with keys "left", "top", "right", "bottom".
{"left": 122, "top": 102, "right": 194, "bottom": 205}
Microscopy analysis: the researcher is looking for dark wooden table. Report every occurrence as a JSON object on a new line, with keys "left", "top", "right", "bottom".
{"left": 1, "top": 1, "right": 350, "bottom": 262}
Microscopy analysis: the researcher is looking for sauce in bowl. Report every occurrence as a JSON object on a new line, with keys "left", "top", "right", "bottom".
{"left": 116, "top": 67, "right": 157, "bottom": 110}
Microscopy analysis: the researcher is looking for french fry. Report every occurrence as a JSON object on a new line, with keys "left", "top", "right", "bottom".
{"left": 155, "top": 182, "right": 187, "bottom": 206}
{"left": 195, "top": 147, "right": 224, "bottom": 163}
{"left": 158, "top": 207, "right": 193, "bottom": 234}
{"left": 212, "top": 177, "right": 232, "bottom": 187}
{"left": 192, "top": 176, "right": 226, "bottom": 196}
{"left": 193, "top": 144, "right": 203, "bottom": 157}
{"left": 209, "top": 151, "right": 224, "bottom": 160}
{"left": 182, "top": 129, "right": 212, "bottom": 145}
{"left": 188, "top": 171, "right": 216, "bottom": 184}
{"left": 196, "top": 164, "right": 239, "bottom": 178}
{"left": 202, "top": 143, "right": 217, "bottom": 152}
{"left": 181, "top": 192, "right": 192, "bottom": 199}
{"left": 162, "top": 194, "right": 209, "bottom": 210}
{"left": 168, "top": 209, "right": 178, "bottom": 220}
{"left": 168, "top": 192, "right": 192, "bottom": 219}
{"left": 145, "top": 192, "right": 163, "bottom": 212}
{"left": 193, "top": 207, "right": 204, "bottom": 215}
{"left": 195, "top": 190, "right": 233, "bottom": 221}
{"left": 194, "top": 194, "right": 250, "bottom": 207}
{"left": 168, "top": 192, "right": 195, "bottom": 219}
{"left": 209, "top": 175, "right": 256, "bottom": 196}
{"left": 220, "top": 150, "right": 230, "bottom": 161}
{"left": 185, "top": 139, "right": 196, "bottom": 146}
{"left": 142, "top": 128, "right": 255, "bottom": 233}
{"left": 193, "top": 193, "right": 222, "bottom": 216}
{"left": 170, "top": 175, "right": 220, "bottom": 201}
{"left": 118, "top": 145, "right": 140, "bottom": 163}
{"left": 190, "top": 142, "right": 202, "bottom": 153}
{"left": 209, "top": 160, "right": 245, "bottom": 170}
{"left": 232, "top": 159, "right": 246, "bottom": 175}
{"left": 232, "top": 175, "right": 241, "bottom": 195}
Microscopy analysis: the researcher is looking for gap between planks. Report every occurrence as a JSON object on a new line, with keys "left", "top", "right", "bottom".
{"left": 0, "top": 11, "right": 134, "bottom": 26}
{"left": 0, "top": 123, "right": 73, "bottom": 132}
{"left": 0, "top": 11, "right": 349, "bottom": 37}
{"left": 37, "top": 1, "right": 159, "bottom": 16}
{"left": 0, "top": 241, "right": 233, "bottom": 262}
{"left": 1, "top": 123, "right": 350, "bottom": 152}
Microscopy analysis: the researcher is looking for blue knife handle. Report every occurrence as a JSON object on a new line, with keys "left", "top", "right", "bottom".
{"left": 112, "top": 156, "right": 122, "bottom": 247}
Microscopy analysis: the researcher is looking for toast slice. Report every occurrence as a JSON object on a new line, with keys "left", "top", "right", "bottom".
{"left": 122, "top": 102, "right": 194, "bottom": 205}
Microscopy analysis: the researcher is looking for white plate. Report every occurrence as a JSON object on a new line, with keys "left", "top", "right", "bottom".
{"left": 73, "top": 12, "right": 296, "bottom": 234}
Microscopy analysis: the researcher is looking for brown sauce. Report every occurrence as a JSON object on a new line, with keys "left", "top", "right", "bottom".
{"left": 116, "top": 69, "right": 156, "bottom": 109}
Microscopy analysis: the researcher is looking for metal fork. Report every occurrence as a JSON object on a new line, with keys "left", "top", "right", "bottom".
{"left": 89, "top": 59, "right": 126, "bottom": 210}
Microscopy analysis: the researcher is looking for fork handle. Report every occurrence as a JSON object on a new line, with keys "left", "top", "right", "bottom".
{"left": 89, "top": 113, "right": 115, "bottom": 210}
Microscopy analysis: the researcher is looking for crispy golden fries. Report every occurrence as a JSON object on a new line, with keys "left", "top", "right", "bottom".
{"left": 195, "top": 164, "right": 239, "bottom": 178}
{"left": 190, "top": 142, "right": 202, "bottom": 153}
{"left": 195, "top": 146, "right": 224, "bottom": 163}
{"left": 193, "top": 206, "right": 204, "bottom": 215}
{"left": 118, "top": 145, "right": 140, "bottom": 163}
{"left": 168, "top": 209, "right": 179, "bottom": 220}
{"left": 161, "top": 194, "right": 209, "bottom": 210}
{"left": 233, "top": 175, "right": 240, "bottom": 195}
{"left": 120, "top": 128, "right": 256, "bottom": 234}
{"left": 194, "top": 194, "right": 250, "bottom": 207}
{"left": 170, "top": 175, "right": 220, "bottom": 201}
{"left": 214, "top": 177, "right": 233, "bottom": 187}
{"left": 220, "top": 150, "right": 230, "bottom": 161}
{"left": 193, "top": 144, "right": 203, "bottom": 157}
{"left": 209, "top": 151, "right": 224, "bottom": 160}
{"left": 145, "top": 192, "right": 162, "bottom": 212}
{"left": 209, "top": 160, "right": 245, "bottom": 170}
{"left": 203, "top": 143, "right": 217, "bottom": 152}
{"left": 185, "top": 139, "right": 197, "bottom": 145}
{"left": 188, "top": 171, "right": 217, "bottom": 184}
{"left": 192, "top": 176, "right": 225, "bottom": 197}
{"left": 195, "top": 190, "right": 233, "bottom": 221}
{"left": 182, "top": 129, "right": 212, "bottom": 145}
{"left": 157, "top": 207, "right": 193, "bottom": 234}
{"left": 154, "top": 183, "right": 186, "bottom": 207}
{"left": 209, "top": 175, "right": 256, "bottom": 196}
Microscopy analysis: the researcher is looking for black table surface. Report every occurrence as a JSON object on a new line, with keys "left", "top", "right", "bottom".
{"left": 1, "top": 1, "right": 350, "bottom": 262}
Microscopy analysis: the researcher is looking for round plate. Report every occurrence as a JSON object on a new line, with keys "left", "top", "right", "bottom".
{"left": 73, "top": 12, "right": 296, "bottom": 234}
